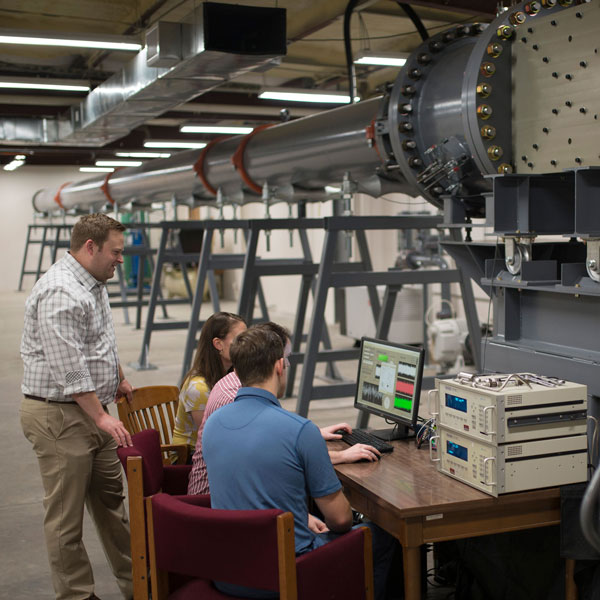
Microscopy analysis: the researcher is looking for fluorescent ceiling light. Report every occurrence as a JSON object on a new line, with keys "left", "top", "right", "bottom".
{"left": 95, "top": 159, "right": 142, "bottom": 167}
{"left": 80, "top": 166, "right": 115, "bottom": 173}
{"left": 4, "top": 159, "right": 25, "bottom": 171}
{"left": 0, "top": 81, "right": 90, "bottom": 92}
{"left": 115, "top": 151, "right": 171, "bottom": 158}
{"left": 15, "top": 154, "right": 26, "bottom": 160}
{"left": 180, "top": 125, "right": 253, "bottom": 134}
{"left": 354, "top": 51, "right": 408, "bottom": 67}
{"left": 258, "top": 90, "right": 353, "bottom": 104}
{"left": 0, "top": 28, "right": 141, "bottom": 51}
{"left": 144, "top": 141, "right": 207, "bottom": 149}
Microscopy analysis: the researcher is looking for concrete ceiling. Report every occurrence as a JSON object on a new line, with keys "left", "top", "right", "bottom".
{"left": 0, "top": 0, "right": 498, "bottom": 166}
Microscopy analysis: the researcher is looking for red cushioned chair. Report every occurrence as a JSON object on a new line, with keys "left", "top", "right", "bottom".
{"left": 117, "top": 429, "right": 209, "bottom": 600}
{"left": 146, "top": 493, "right": 374, "bottom": 600}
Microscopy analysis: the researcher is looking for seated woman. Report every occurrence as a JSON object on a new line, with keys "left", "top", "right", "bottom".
{"left": 171, "top": 312, "right": 246, "bottom": 459}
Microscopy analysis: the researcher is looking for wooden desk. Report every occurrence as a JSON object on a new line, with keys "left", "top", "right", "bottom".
{"left": 331, "top": 439, "right": 574, "bottom": 600}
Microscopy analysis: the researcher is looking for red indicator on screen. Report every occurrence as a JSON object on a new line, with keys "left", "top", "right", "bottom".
{"left": 396, "top": 380, "right": 414, "bottom": 396}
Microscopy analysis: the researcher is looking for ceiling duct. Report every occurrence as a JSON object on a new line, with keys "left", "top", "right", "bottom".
{"left": 0, "top": 2, "right": 286, "bottom": 146}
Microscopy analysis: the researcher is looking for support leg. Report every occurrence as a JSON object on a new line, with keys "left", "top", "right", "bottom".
{"left": 238, "top": 227, "right": 260, "bottom": 324}
{"left": 296, "top": 229, "right": 338, "bottom": 417}
{"left": 299, "top": 228, "right": 340, "bottom": 381}
{"left": 35, "top": 225, "right": 49, "bottom": 281}
{"left": 286, "top": 274, "right": 312, "bottom": 398}
{"left": 402, "top": 545, "right": 422, "bottom": 600}
{"left": 180, "top": 229, "right": 214, "bottom": 384}
{"left": 356, "top": 229, "right": 381, "bottom": 324}
{"left": 133, "top": 227, "right": 168, "bottom": 370}
{"left": 18, "top": 225, "right": 33, "bottom": 291}
{"left": 115, "top": 263, "right": 131, "bottom": 325}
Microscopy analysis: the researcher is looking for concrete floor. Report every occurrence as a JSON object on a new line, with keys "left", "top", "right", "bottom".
{"left": 1, "top": 289, "right": 452, "bottom": 599}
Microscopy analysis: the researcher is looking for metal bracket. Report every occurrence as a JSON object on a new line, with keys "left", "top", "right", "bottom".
{"left": 585, "top": 238, "right": 600, "bottom": 282}
{"left": 504, "top": 236, "right": 533, "bottom": 275}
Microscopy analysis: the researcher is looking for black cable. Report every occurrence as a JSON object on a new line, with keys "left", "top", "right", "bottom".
{"left": 396, "top": 2, "right": 429, "bottom": 41}
{"left": 343, "top": 0, "right": 361, "bottom": 104}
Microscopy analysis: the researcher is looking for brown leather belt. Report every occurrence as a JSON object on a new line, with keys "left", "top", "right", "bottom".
{"left": 24, "top": 394, "right": 77, "bottom": 404}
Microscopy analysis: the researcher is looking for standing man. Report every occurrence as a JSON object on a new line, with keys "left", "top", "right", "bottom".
{"left": 20, "top": 213, "right": 134, "bottom": 600}
{"left": 203, "top": 327, "right": 395, "bottom": 600}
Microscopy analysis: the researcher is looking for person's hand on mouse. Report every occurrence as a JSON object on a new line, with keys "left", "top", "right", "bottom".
{"left": 339, "top": 443, "right": 381, "bottom": 463}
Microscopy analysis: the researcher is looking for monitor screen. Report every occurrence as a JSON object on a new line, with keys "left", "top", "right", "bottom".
{"left": 354, "top": 337, "right": 424, "bottom": 438}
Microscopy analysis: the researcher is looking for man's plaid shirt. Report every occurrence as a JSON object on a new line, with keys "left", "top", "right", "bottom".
{"left": 21, "top": 252, "right": 120, "bottom": 405}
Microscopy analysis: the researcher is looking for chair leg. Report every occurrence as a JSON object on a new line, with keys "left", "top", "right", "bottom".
{"left": 127, "top": 458, "right": 149, "bottom": 600}
{"left": 146, "top": 498, "right": 170, "bottom": 600}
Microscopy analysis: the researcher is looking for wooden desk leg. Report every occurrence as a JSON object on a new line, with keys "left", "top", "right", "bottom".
{"left": 565, "top": 558, "right": 577, "bottom": 600}
{"left": 402, "top": 544, "right": 422, "bottom": 600}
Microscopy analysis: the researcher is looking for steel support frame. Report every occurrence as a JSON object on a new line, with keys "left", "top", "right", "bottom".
{"left": 18, "top": 223, "right": 72, "bottom": 290}
{"left": 178, "top": 218, "right": 269, "bottom": 382}
{"left": 179, "top": 217, "right": 341, "bottom": 386}
{"left": 294, "top": 215, "right": 482, "bottom": 419}
{"left": 235, "top": 218, "right": 342, "bottom": 393}
{"left": 108, "top": 224, "right": 169, "bottom": 328}
{"left": 131, "top": 220, "right": 222, "bottom": 370}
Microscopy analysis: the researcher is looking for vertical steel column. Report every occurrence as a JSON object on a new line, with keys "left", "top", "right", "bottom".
{"left": 132, "top": 225, "right": 168, "bottom": 370}
{"left": 237, "top": 226, "right": 261, "bottom": 324}
{"left": 18, "top": 225, "right": 34, "bottom": 291}
{"left": 355, "top": 229, "right": 381, "bottom": 323}
{"left": 295, "top": 227, "right": 339, "bottom": 417}
{"left": 114, "top": 264, "right": 131, "bottom": 325}
{"left": 180, "top": 227, "right": 215, "bottom": 384}
{"left": 35, "top": 225, "right": 49, "bottom": 281}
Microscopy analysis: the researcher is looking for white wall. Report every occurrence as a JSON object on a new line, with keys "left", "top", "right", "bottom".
{"left": 0, "top": 165, "right": 83, "bottom": 292}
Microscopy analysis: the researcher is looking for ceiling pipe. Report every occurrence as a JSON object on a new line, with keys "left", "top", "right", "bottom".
{"left": 0, "top": 3, "right": 286, "bottom": 147}
{"left": 34, "top": 2, "right": 587, "bottom": 219}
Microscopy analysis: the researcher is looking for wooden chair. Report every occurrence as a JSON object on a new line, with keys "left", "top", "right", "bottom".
{"left": 117, "top": 385, "right": 188, "bottom": 464}
{"left": 147, "top": 493, "right": 374, "bottom": 600}
{"left": 117, "top": 429, "right": 207, "bottom": 600}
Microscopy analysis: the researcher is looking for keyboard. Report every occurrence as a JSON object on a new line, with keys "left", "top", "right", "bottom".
{"left": 340, "top": 429, "right": 393, "bottom": 453}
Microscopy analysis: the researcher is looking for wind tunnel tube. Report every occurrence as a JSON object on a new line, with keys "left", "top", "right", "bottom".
{"left": 33, "top": 1, "right": 596, "bottom": 220}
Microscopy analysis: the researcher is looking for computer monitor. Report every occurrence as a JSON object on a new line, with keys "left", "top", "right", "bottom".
{"left": 354, "top": 336, "right": 425, "bottom": 441}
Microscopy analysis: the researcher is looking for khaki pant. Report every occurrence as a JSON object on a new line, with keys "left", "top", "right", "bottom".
{"left": 20, "top": 398, "right": 133, "bottom": 600}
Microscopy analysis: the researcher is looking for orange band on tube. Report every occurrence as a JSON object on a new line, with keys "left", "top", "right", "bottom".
{"left": 231, "top": 124, "right": 274, "bottom": 194}
{"left": 100, "top": 168, "right": 123, "bottom": 205}
{"left": 192, "top": 137, "right": 228, "bottom": 196}
{"left": 53, "top": 182, "right": 72, "bottom": 209}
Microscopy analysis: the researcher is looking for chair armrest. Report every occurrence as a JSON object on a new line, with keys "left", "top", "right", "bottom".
{"left": 160, "top": 443, "right": 188, "bottom": 465}
{"left": 296, "top": 527, "right": 373, "bottom": 600}
{"left": 162, "top": 465, "right": 192, "bottom": 495}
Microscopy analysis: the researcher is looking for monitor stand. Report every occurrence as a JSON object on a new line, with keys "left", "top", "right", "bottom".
{"left": 369, "top": 425, "right": 414, "bottom": 442}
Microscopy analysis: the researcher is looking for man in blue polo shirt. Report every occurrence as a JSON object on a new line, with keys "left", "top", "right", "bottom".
{"left": 203, "top": 326, "right": 395, "bottom": 599}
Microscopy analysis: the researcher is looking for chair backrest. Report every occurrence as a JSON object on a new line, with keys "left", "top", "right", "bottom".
{"left": 117, "top": 385, "right": 187, "bottom": 464}
{"left": 296, "top": 525, "right": 373, "bottom": 600}
{"left": 117, "top": 428, "right": 165, "bottom": 496}
{"left": 147, "top": 493, "right": 296, "bottom": 599}
{"left": 147, "top": 494, "right": 374, "bottom": 600}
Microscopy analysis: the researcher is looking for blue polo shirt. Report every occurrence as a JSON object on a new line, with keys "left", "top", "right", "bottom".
{"left": 203, "top": 386, "right": 342, "bottom": 554}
